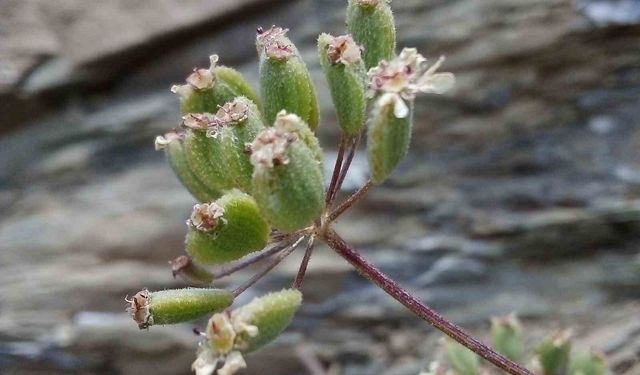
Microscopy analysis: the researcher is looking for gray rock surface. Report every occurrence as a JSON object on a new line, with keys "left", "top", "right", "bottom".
{"left": 1, "top": 0, "right": 640, "bottom": 374}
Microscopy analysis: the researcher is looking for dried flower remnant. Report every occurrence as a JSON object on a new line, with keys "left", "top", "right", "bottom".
{"left": 182, "top": 100, "right": 249, "bottom": 138}
{"left": 326, "top": 34, "right": 362, "bottom": 65}
{"left": 189, "top": 203, "right": 225, "bottom": 232}
{"left": 368, "top": 48, "right": 455, "bottom": 118}
{"left": 248, "top": 128, "right": 296, "bottom": 170}
{"left": 126, "top": 290, "right": 151, "bottom": 329}
{"left": 171, "top": 55, "right": 219, "bottom": 97}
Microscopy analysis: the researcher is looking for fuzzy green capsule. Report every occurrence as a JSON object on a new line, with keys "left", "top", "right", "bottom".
{"left": 155, "top": 131, "right": 222, "bottom": 202}
{"left": 172, "top": 54, "right": 259, "bottom": 115}
{"left": 444, "top": 339, "right": 479, "bottom": 375}
{"left": 490, "top": 314, "right": 525, "bottom": 362}
{"left": 127, "top": 288, "right": 233, "bottom": 329}
{"left": 185, "top": 190, "right": 270, "bottom": 265}
{"left": 367, "top": 93, "right": 412, "bottom": 184}
{"left": 346, "top": 0, "right": 396, "bottom": 70}
{"left": 318, "top": 33, "right": 366, "bottom": 135}
{"left": 257, "top": 26, "right": 320, "bottom": 131}
{"left": 233, "top": 288, "right": 302, "bottom": 353}
{"left": 249, "top": 125, "right": 324, "bottom": 231}
{"left": 568, "top": 351, "right": 606, "bottom": 375}
{"left": 183, "top": 97, "right": 264, "bottom": 193}
{"left": 534, "top": 330, "right": 572, "bottom": 375}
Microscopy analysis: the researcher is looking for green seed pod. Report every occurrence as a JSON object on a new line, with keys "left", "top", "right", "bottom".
{"left": 346, "top": 0, "right": 396, "bottom": 70}
{"left": 234, "top": 289, "right": 302, "bottom": 353}
{"left": 367, "top": 93, "right": 413, "bottom": 184}
{"left": 172, "top": 55, "right": 258, "bottom": 115}
{"left": 127, "top": 288, "right": 233, "bottom": 329}
{"left": 444, "top": 339, "right": 479, "bottom": 375}
{"left": 257, "top": 26, "right": 320, "bottom": 131}
{"left": 568, "top": 351, "right": 607, "bottom": 375}
{"left": 490, "top": 314, "right": 525, "bottom": 362}
{"left": 185, "top": 190, "right": 270, "bottom": 265}
{"left": 183, "top": 97, "right": 264, "bottom": 193}
{"left": 318, "top": 33, "right": 366, "bottom": 135}
{"left": 534, "top": 330, "right": 572, "bottom": 375}
{"left": 249, "top": 126, "right": 324, "bottom": 231}
{"left": 155, "top": 130, "right": 222, "bottom": 202}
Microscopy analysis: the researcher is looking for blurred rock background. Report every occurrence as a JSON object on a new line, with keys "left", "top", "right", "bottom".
{"left": 1, "top": 0, "right": 639, "bottom": 374}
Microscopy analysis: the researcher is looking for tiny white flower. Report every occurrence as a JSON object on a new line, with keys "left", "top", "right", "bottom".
{"left": 368, "top": 47, "right": 455, "bottom": 118}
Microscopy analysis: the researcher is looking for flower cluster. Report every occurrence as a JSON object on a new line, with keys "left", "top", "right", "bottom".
{"left": 368, "top": 48, "right": 455, "bottom": 118}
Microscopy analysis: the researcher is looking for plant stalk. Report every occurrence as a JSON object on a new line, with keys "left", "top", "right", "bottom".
{"left": 324, "top": 229, "right": 534, "bottom": 375}
{"left": 328, "top": 180, "right": 373, "bottom": 222}
{"left": 231, "top": 236, "right": 305, "bottom": 297}
{"left": 326, "top": 135, "right": 348, "bottom": 206}
{"left": 293, "top": 235, "right": 316, "bottom": 289}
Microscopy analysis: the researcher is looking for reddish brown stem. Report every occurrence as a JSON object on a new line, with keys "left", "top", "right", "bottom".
{"left": 293, "top": 236, "right": 315, "bottom": 289}
{"left": 324, "top": 229, "right": 534, "bottom": 375}
{"left": 213, "top": 240, "right": 292, "bottom": 280}
{"left": 328, "top": 180, "right": 373, "bottom": 222}
{"left": 232, "top": 236, "right": 305, "bottom": 297}
{"left": 325, "top": 135, "right": 348, "bottom": 206}
{"left": 334, "top": 133, "right": 361, "bottom": 196}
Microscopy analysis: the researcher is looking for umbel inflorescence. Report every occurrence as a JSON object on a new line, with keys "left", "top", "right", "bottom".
{"left": 128, "top": 2, "right": 603, "bottom": 375}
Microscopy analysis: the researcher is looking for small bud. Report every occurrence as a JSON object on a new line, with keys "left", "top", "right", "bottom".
{"left": 172, "top": 55, "right": 259, "bottom": 115}
{"left": 170, "top": 255, "right": 214, "bottom": 286}
{"left": 183, "top": 97, "right": 265, "bottom": 193}
{"left": 155, "top": 130, "right": 222, "bottom": 202}
{"left": 318, "top": 33, "right": 367, "bottom": 135}
{"left": 126, "top": 288, "right": 233, "bottom": 329}
{"left": 568, "top": 350, "right": 606, "bottom": 375}
{"left": 250, "top": 126, "right": 324, "bottom": 231}
{"left": 534, "top": 330, "right": 572, "bottom": 375}
{"left": 191, "top": 289, "right": 302, "bottom": 375}
{"left": 186, "top": 190, "right": 270, "bottom": 265}
{"left": 367, "top": 92, "right": 413, "bottom": 184}
{"left": 346, "top": 0, "right": 396, "bottom": 70}
{"left": 257, "top": 26, "right": 320, "bottom": 131}
{"left": 444, "top": 339, "right": 480, "bottom": 375}
{"left": 490, "top": 314, "right": 525, "bottom": 362}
